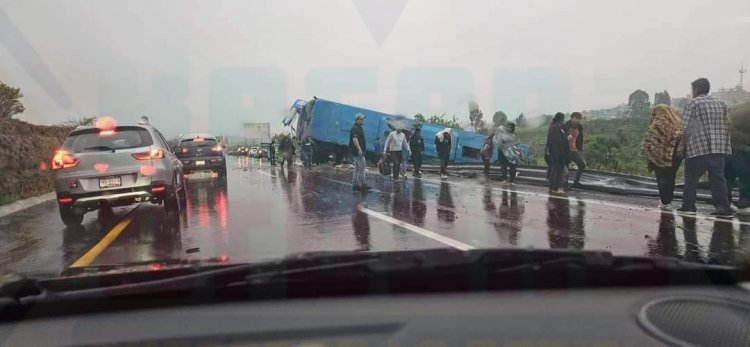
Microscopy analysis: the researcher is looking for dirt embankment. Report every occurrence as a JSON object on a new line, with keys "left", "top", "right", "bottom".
{"left": 0, "top": 118, "right": 72, "bottom": 205}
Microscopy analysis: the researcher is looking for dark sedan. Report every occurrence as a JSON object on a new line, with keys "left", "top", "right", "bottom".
{"left": 174, "top": 134, "right": 227, "bottom": 179}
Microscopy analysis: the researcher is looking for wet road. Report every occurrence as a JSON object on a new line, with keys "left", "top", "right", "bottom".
{"left": 1, "top": 156, "right": 750, "bottom": 278}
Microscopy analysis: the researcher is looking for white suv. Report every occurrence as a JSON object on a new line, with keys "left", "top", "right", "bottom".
{"left": 52, "top": 121, "right": 185, "bottom": 226}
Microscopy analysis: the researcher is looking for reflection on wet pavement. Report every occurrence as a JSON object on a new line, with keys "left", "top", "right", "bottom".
{"left": 351, "top": 195, "right": 370, "bottom": 251}
{"left": 648, "top": 213, "right": 678, "bottom": 258}
{"left": 437, "top": 183, "right": 456, "bottom": 223}
{"left": 3, "top": 157, "right": 750, "bottom": 277}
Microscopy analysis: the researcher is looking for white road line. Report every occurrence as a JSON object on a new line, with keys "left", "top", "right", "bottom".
{"left": 358, "top": 206, "right": 476, "bottom": 251}
{"left": 317, "top": 176, "right": 477, "bottom": 250}
{"left": 257, "top": 170, "right": 276, "bottom": 178}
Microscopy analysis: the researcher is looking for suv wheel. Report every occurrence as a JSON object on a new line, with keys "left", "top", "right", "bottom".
{"left": 164, "top": 175, "right": 182, "bottom": 214}
{"left": 98, "top": 204, "right": 114, "bottom": 220}
{"left": 178, "top": 174, "right": 187, "bottom": 205}
{"left": 59, "top": 206, "right": 84, "bottom": 226}
{"left": 219, "top": 165, "right": 228, "bottom": 180}
{"left": 164, "top": 188, "right": 180, "bottom": 213}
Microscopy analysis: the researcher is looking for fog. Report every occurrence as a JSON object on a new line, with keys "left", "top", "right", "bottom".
{"left": 1, "top": 0, "right": 748, "bottom": 137}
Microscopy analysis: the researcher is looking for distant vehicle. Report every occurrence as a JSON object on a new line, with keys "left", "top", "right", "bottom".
{"left": 249, "top": 147, "right": 258, "bottom": 157}
{"left": 236, "top": 146, "right": 249, "bottom": 156}
{"left": 258, "top": 148, "right": 269, "bottom": 158}
{"left": 174, "top": 134, "right": 227, "bottom": 179}
{"left": 52, "top": 122, "right": 186, "bottom": 226}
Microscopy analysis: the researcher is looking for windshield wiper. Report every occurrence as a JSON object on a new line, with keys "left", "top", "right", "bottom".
{"left": 82, "top": 145, "right": 116, "bottom": 152}
{"left": 22, "top": 249, "right": 743, "bottom": 304}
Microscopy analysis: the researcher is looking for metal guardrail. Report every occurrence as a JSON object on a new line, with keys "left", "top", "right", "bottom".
{"left": 416, "top": 163, "right": 715, "bottom": 204}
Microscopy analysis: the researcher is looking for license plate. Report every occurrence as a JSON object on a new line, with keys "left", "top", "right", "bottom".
{"left": 196, "top": 160, "right": 205, "bottom": 166}
{"left": 99, "top": 176, "right": 122, "bottom": 189}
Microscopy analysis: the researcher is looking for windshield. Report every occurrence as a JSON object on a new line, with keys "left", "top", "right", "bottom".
{"left": 1, "top": 0, "right": 749, "bottom": 285}
{"left": 64, "top": 127, "right": 154, "bottom": 153}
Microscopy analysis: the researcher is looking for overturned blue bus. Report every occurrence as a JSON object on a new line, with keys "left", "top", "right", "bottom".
{"left": 283, "top": 98, "right": 531, "bottom": 165}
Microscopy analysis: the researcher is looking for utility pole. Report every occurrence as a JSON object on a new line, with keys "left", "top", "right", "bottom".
{"left": 740, "top": 64, "right": 747, "bottom": 89}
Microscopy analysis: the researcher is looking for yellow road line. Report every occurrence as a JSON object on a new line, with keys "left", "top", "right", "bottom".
{"left": 70, "top": 205, "right": 140, "bottom": 268}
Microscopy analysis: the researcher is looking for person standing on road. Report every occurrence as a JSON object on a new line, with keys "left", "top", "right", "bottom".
{"left": 400, "top": 132, "right": 410, "bottom": 179}
{"left": 562, "top": 112, "right": 586, "bottom": 189}
{"left": 279, "top": 136, "right": 295, "bottom": 168}
{"left": 546, "top": 113, "right": 569, "bottom": 194}
{"left": 640, "top": 104, "right": 684, "bottom": 211}
{"left": 384, "top": 128, "right": 410, "bottom": 181}
{"left": 725, "top": 102, "right": 750, "bottom": 211}
{"left": 435, "top": 128, "right": 453, "bottom": 179}
{"left": 677, "top": 78, "right": 733, "bottom": 217}
{"left": 302, "top": 136, "right": 314, "bottom": 168}
{"left": 480, "top": 135, "right": 494, "bottom": 177}
{"left": 269, "top": 139, "right": 277, "bottom": 166}
{"left": 350, "top": 113, "right": 371, "bottom": 192}
{"left": 410, "top": 125, "right": 425, "bottom": 178}
{"left": 496, "top": 122, "right": 521, "bottom": 185}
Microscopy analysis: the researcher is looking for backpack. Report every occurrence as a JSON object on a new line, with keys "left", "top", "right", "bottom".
{"left": 378, "top": 156, "right": 391, "bottom": 176}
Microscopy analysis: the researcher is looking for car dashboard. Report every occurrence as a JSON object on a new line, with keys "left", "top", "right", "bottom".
{"left": 2, "top": 285, "right": 749, "bottom": 346}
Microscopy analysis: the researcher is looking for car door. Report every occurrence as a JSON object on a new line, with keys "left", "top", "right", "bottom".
{"left": 155, "top": 129, "right": 183, "bottom": 186}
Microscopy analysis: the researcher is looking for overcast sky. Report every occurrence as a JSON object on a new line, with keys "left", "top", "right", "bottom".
{"left": 1, "top": 0, "right": 749, "bottom": 137}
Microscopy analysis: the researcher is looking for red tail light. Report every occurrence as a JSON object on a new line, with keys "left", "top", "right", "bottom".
{"left": 58, "top": 197, "right": 74, "bottom": 204}
{"left": 151, "top": 185, "right": 166, "bottom": 193}
{"left": 181, "top": 147, "right": 189, "bottom": 153}
{"left": 52, "top": 150, "right": 80, "bottom": 170}
{"left": 211, "top": 144, "right": 223, "bottom": 152}
{"left": 132, "top": 148, "right": 164, "bottom": 160}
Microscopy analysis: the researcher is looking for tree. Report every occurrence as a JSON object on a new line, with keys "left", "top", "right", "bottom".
{"left": 541, "top": 114, "right": 554, "bottom": 125}
{"left": 0, "top": 81, "right": 25, "bottom": 119}
{"left": 654, "top": 90, "right": 671, "bottom": 106}
{"left": 428, "top": 113, "right": 463, "bottom": 130}
{"left": 468, "top": 101, "right": 485, "bottom": 132}
{"left": 413, "top": 113, "right": 426, "bottom": 123}
{"left": 628, "top": 89, "right": 651, "bottom": 118}
{"left": 492, "top": 111, "right": 508, "bottom": 128}
{"left": 59, "top": 116, "right": 96, "bottom": 128}
{"left": 515, "top": 113, "right": 526, "bottom": 128}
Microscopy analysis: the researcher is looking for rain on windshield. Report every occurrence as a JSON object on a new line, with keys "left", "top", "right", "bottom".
{"left": 0, "top": 0, "right": 749, "bottom": 278}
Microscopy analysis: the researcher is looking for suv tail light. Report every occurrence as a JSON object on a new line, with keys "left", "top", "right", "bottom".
{"left": 181, "top": 147, "right": 189, "bottom": 153}
{"left": 132, "top": 148, "right": 164, "bottom": 160}
{"left": 51, "top": 150, "right": 80, "bottom": 170}
{"left": 211, "top": 144, "right": 223, "bottom": 153}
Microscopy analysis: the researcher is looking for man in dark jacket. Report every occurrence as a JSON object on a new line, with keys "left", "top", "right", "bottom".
{"left": 279, "top": 136, "right": 295, "bottom": 168}
{"left": 269, "top": 139, "right": 277, "bottom": 166}
{"left": 562, "top": 112, "right": 586, "bottom": 188}
{"left": 301, "top": 136, "right": 314, "bottom": 168}
{"left": 480, "top": 136, "right": 494, "bottom": 177}
{"left": 410, "top": 125, "right": 425, "bottom": 178}
{"left": 350, "top": 113, "right": 371, "bottom": 191}
{"left": 546, "top": 112, "right": 569, "bottom": 194}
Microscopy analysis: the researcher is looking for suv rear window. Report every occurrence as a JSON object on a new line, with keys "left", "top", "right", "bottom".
{"left": 64, "top": 127, "right": 154, "bottom": 153}
{"left": 180, "top": 138, "right": 218, "bottom": 147}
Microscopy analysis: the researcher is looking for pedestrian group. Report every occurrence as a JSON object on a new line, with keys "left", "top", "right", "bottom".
{"left": 290, "top": 76, "right": 750, "bottom": 217}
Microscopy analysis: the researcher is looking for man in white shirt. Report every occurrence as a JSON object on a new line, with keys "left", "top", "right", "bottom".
{"left": 384, "top": 128, "right": 411, "bottom": 181}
